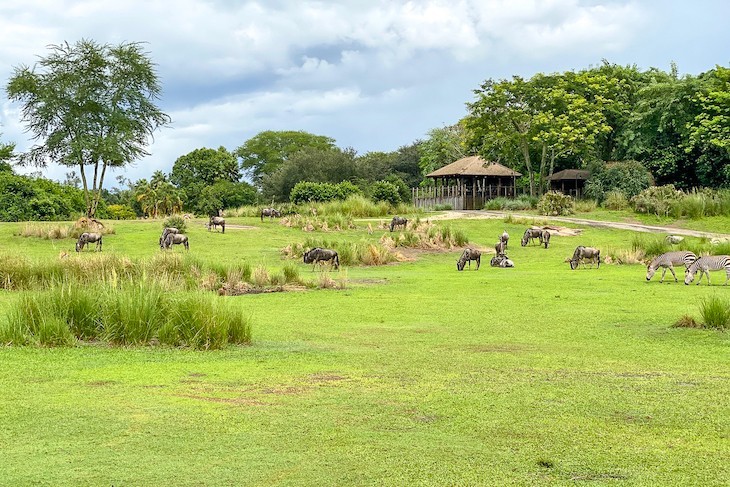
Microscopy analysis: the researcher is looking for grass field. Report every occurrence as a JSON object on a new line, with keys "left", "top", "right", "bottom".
{"left": 0, "top": 216, "right": 729, "bottom": 485}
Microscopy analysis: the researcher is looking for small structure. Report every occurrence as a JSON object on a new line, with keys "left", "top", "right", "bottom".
{"left": 547, "top": 169, "right": 590, "bottom": 198}
{"left": 413, "top": 156, "right": 522, "bottom": 210}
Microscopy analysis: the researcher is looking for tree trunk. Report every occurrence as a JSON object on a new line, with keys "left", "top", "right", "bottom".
{"left": 519, "top": 137, "right": 534, "bottom": 197}
{"left": 79, "top": 164, "right": 90, "bottom": 217}
{"left": 90, "top": 162, "right": 108, "bottom": 218}
{"left": 538, "top": 143, "right": 547, "bottom": 196}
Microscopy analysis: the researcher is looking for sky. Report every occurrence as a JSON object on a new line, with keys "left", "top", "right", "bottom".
{"left": 0, "top": 0, "right": 728, "bottom": 184}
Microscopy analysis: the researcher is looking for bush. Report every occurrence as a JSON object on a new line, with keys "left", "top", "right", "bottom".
{"left": 163, "top": 215, "right": 187, "bottom": 233}
{"left": 290, "top": 181, "right": 364, "bottom": 204}
{"left": 106, "top": 204, "right": 137, "bottom": 220}
{"left": 537, "top": 191, "right": 574, "bottom": 216}
{"left": 631, "top": 185, "right": 684, "bottom": 216}
{"left": 575, "top": 199, "right": 598, "bottom": 213}
{"left": 584, "top": 160, "right": 653, "bottom": 202}
{"left": 370, "top": 181, "right": 401, "bottom": 206}
{"left": 698, "top": 296, "right": 730, "bottom": 330}
{"left": 603, "top": 190, "right": 628, "bottom": 210}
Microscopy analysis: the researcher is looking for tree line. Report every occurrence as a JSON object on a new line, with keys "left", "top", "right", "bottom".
{"left": 1, "top": 40, "right": 728, "bottom": 221}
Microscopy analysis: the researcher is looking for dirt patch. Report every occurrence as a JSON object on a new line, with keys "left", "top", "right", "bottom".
{"left": 86, "top": 380, "right": 118, "bottom": 387}
{"left": 464, "top": 344, "right": 532, "bottom": 354}
{"left": 176, "top": 393, "right": 267, "bottom": 406}
{"left": 260, "top": 386, "right": 306, "bottom": 395}
{"left": 308, "top": 373, "right": 348, "bottom": 384}
{"left": 188, "top": 372, "right": 207, "bottom": 378}
{"left": 537, "top": 225, "right": 582, "bottom": 237}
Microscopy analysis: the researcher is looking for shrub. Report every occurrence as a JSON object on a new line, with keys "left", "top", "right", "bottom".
{"left": 584, "top": 160, "right": 653, "bottom": 202}
{"left": 575, "top": 199, "right": 597, "bottom": 213}
{"left": 106, "top": 204, "right": 137, "bottom": 220}
{"left": 163, "top": 215, "right": 187, "bottom": 233}
{"left": 370, "top": 181, "right": 401, "bottom": 206}
{"left": 631, "top": 235, "right": 669, "bottom": 259}
{"left": 537, "top": 191, "right": 574, "bottom": 216}
{"left": 698, "top": 296, "right": 730, "bottom": 330}
{"left": 433, "top": 204, "right": 453, "bottom": 211}
{"left": 631, "top": 185, "right": 683, "bottom": 216}
{"left": 603, "top": 190, "right": 628, "bottom": 211}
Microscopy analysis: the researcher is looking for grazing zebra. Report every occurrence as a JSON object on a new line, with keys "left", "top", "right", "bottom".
{"left": 495, "top": 240, "right": 506, "bottom": 256}
{"left": 500, "top": 230, "right": 509, "bottom": 249}
{"left": 490, "top": 254, "right": 514, "bottom": 268}
{"left": 163, "top": 233, "right": 189, "bottom": 251}
{"left": 684, "top": 255, "right": 730, "bottom": 286}
{"left": 75, "top": 232, "right": 103, "bottom": 252}
{"left": 569, "top": 246, "right": 600, "bottom": 270}
{"left": 542, "top": 230, "right": 551, "bottom": 249}
{"left": 521, "top": 228, "right": 543, "bottom": 246}
{"left": 207, "top": 216, "right": 226, "bottom": 233}
{"left": 303, "top": 247, "right": 340, "bottom": 270}
{"left": 456, "top": 248, "right": 481, "bottom": 271}
{"left": 261, "top": 208, "right": 281, "bottom": 221}
{"left": 159, "top": 227, "right": 179, "bottom": 248}
{"left": 646, "top": 251, "right": 697, "bottom": 283}
{"left": 389, "top": 216, "right": 408, "bottom": 232}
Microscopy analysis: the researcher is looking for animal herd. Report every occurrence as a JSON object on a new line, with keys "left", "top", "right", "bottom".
{"left": 70, "top": 211, "right": 730, "bottom": 285}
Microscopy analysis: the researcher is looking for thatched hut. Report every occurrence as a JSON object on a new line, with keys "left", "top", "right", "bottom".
{"left": 413, "top": 156, "right": 522, "bottom": 210}
{"left": 546, "top": 169, "right": 590, "bottom": 198}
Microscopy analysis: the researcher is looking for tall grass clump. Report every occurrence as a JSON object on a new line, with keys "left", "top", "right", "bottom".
{"left": 630, "top": 235, "right": 669, "bottom": 259}
{"left": 574, "top": 199, "right": 598, "bottom": 213}
{"left": 16, "top": 223, "right": 72, "bottom": 240}
{"left": 698, "top": 296, "right": 730, "bottom": 330}
{"left": 603, "top": 190, "right": 628, "bottom": 210}
{"left": 712, "top": 241, "right": 730, "bottom": 256}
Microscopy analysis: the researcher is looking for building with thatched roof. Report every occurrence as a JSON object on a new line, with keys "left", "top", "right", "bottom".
{"left": 413, "top": 156, "right": 522, "bottom": 210}
{"left": 546, "top": 169, "right": 590, "bottom": 198}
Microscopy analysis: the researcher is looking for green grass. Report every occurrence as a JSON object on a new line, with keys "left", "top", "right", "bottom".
{"left": 0, "top": 216, "right": 729, "bottom": 485}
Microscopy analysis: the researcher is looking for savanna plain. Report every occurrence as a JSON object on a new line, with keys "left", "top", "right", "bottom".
{"left": 0, "top": 214, "right": 728, "bottom": 486}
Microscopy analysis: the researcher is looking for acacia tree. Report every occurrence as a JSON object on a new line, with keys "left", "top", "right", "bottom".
{"left": 6, "top": 39, "right": 170, "bottom": 217}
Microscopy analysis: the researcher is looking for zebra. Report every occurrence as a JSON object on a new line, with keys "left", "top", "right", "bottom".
{"left": 261, "top": 208, "right": 281, "bottom": 221}
{"left": 541, "top": 230, "right": 551, "bottom": 249}
{"left": 521, "top": 228, "right": 543, "bottom": 246}
{"left": 646, "top": 251, "right": 697, "bottom": 283}
{"left": 163, "top": 233, "right": 189, "bottom": 251}
{"left": 303, "top": 247, "right": 340, "bottom": 270}
{"left": 159, "top": 227, "right": 179, "bottom": 248}
{"left": 207, "top": 216, "right": 226, "bottom": 233}
{"left": 75, "top": 232, "right": 103, "bottom": 252}
{"left": 457, "top": 248, "right": 481, "bottom": 271}
{"left": 684, "top": 255, "right": 730, "bottom": 286}
{"left": 569, "top": 246, "right": 600, "bottom": 270}
{"left": 389, "top": 216, "right": 408, "bottom": 232}
{"left": 500, "top": 230, "right": 509, "bottom": 249}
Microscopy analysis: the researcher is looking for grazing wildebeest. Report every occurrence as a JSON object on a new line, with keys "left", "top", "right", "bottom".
{"left": 261, "top": 208, "right": 281, "bottom": 221}
{"left": 303, "top": 247, "right": 340, "bottom": 270}
{"left": 456, "top": 248, "right": 481, "bottom": 271}
{"left": 159, "top": 227, "right": 179, "bottom": 248}
{"left": 495, "top": 240, "right": 506, "bottom": 256}
{"left": 684, "top": 255, "right": 730, "bottom": 286}
{"left": 490, "top": 254, "right": 514, "bottom": 268}
{"left": 500, "top": 230, "right": 509, "bottom": 249}
{"left": 207, "top": 216, "right": 226, "bottom": 233}
{"left": 389, "top": 216, "right": 408, "bottom": 232}
{"left": 542, "top": 230, "right": 551, "bottom": 249}
{"left": 163, "top": 233, "right": 189, "bottom": 251}
{"left": 75, "top": 232, "right": 103, "bottom": 252}
{"left": 646, "top": 251, "right": 697, "bottom": 283}
{"left": 521, "top": 228, "right": 543, "bottom": 246}
{"left": 569, "top": 246, "right": 601, "bottom": 270}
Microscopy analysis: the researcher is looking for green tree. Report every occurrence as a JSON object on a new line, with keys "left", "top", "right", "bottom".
{"left": 689, "top": 66, "right": 730, "bottom": 185}
{"left": 418, "top": 125, "right": 466, "bottom": 178}
{"left": 135, "top": 172, "right": 183, "bottom": 218}
{"left": 170, "top": 146, "right": 241, "bottom": 210}
{"left": 236, "top": 130, "right": 337, "bottom": 186}
{"left": 6, "top": 39, "right": 170, "bottom": 217}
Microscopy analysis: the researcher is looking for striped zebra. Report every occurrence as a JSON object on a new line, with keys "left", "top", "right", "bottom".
{"left": 646, "top": 251, "right": 697, "bottom": 283}
{"left": 684, "top": 255, "right": 730, "bottom": 286}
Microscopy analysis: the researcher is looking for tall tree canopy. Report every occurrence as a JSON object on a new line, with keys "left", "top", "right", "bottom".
{"left": 6, "top": 39, "right": 170, "bottom": 217}
{"left": 236, "top": 130, "right": 337, "bottom": 186}
{"left": 169, "top": 146, "right": 244, "bottom": 211}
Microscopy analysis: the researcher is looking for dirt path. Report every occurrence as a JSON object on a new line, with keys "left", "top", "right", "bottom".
{"left": 427, "top": 210, "right": 730, "bottom": 240}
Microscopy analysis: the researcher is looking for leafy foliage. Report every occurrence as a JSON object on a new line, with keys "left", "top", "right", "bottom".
{"left": 106, "top": 204, "right": 136, "bottom": 220}
{"left": 630, "top": 184, "right": 684, "bottom": 216}
{"left": 290, "top": 181, "right": 363, "bottom": 204}
{"left": 537, "top": 191, "right": 575, "bottom": 216}
{"left": 584, "top": 160, "right": 653, "bottom": 202}
{"left": 370, "top": 181, "right": 401, "bottom": 206}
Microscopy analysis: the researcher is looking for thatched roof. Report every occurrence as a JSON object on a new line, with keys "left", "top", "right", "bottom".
{"left": 547, "top": 169, "right": 590, "bottom": 181}
{"left": 426, "top": 156, "right": 522, "bottom": 178}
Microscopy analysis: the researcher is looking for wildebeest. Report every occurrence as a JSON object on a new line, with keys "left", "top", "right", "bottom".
{"left": 207, "top": 216, "right": 225, "bottom": 233}
{"left": 646, "top": 251, "right": 697, "bottom": 283}
{"left": 542, "top": 230, "right": 551, "bottom": 249}
{"left": 163, "top": 233, "right": 189, "bottom": 251}
{"left": 684, "top": 255, "right": 730, "bottom": 286}
{"left": 569, "top": 246, "right": 601, "bottom": 270}
{"left": 303, "top": 247, "right": 340, "bottom": 270}
{"left": 75, "top": 232, "right": 103, "bottom": 252}
{"left": 159, "top": 227, "right": 179, "bottom": 248}
{"left": 490, "top": 254, "right": 514, "bottom": 268}
{"left": 456, "top": 248, "right": 481, "bottom": 271}
{"left": 521, "top": 228, "right": 543, "bottom": 246}
{"left": 495, "top": 240, "right": 506, "bottom": 256}
{"left": 261, "top": 208, "right": 281, "bottom": 221}
{"left": 500, "top": 230, "right": 509, "bottom": 249}
{"left": 389, "top": 216, "right": 408, "bottom": 232}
